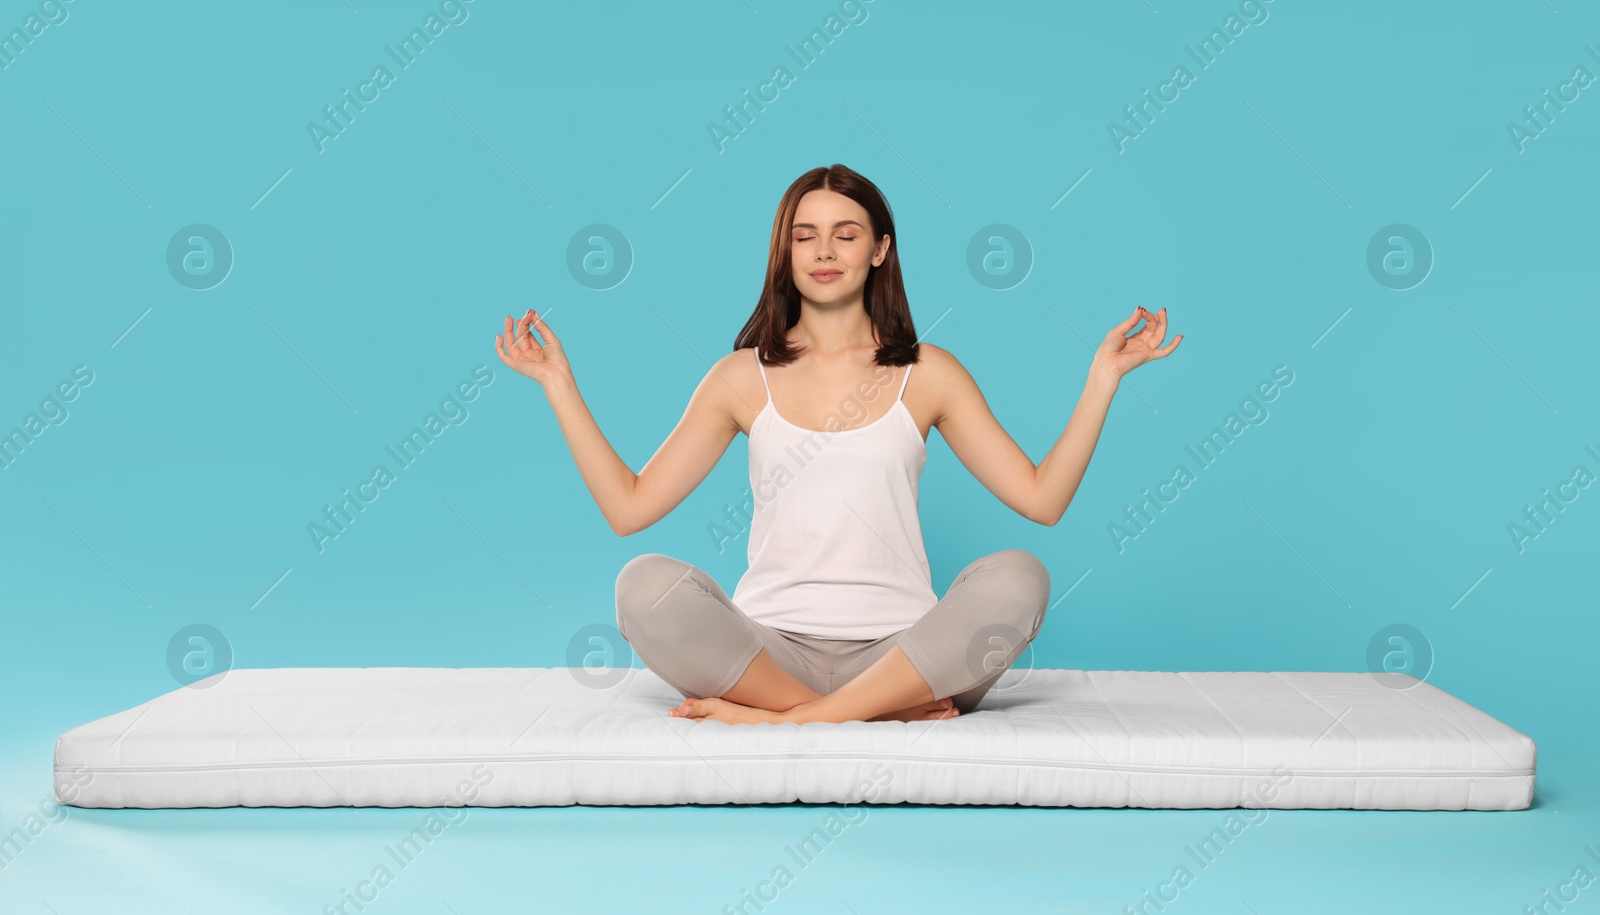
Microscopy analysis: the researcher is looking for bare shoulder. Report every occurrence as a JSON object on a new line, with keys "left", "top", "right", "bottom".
{"left": 913, "top": 341, "right": 958, "bottom": 370}
{"left": 911, "top": 342, "right": 978, "bottom": 427}
{"left": 711, "top": 347, "right": 756, "bottom": 380}
{"left": 701, "top": 347, "right": 761, "bottom": 435}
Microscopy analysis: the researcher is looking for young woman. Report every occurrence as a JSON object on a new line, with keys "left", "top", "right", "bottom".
{"left": 494, "top": 164, "right": 1180, "bottom": 727}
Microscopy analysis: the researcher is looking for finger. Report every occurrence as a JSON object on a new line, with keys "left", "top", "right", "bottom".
{"left": 530, "top": 309, "right": 558, "bottom": 347}
{"left": 514, "top": 321, "right": 537, "bottom": 356}
{"left": 495, "top": 334, "right": 511, "bottom": 365}
{"left": 497, "top": 318, "right": 512, "bottom": 356}
{"left": 1109, "top": 308, "right": 1142, "bottom": 337}
{"left": 515, "top": 309, "right": 534, "bottom": 345}
{"left": 1143, "top": 309, "right": 1169, "bottom": 349}
{"left": 1131, "top": 306, "right": 1159, "bottom": 337}
{"left": 1155, "top": 334, "right": 1183, "bottom": 357}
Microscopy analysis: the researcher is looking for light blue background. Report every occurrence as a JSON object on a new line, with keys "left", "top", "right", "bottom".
{"left": 2, "top": 0, "right": 1595, "bottom": 912}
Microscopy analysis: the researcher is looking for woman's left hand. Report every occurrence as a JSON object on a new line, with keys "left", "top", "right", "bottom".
{"left": 1091, "top": 306, "right": 1182, "bottom": 382}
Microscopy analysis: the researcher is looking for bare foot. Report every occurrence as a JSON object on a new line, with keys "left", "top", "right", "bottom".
{"left": 668, "top": 696, "right": 786, "bottom": 725}
{"left": 870, "top": 698, "right": 960, "bottom": 722}
{"left": 668, "top": 696, "right": 961, "bottom": 725}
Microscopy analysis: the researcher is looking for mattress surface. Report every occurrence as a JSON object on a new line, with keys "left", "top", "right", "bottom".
{"left": 53, "top": 667, "right": 1537, "bottom": 810}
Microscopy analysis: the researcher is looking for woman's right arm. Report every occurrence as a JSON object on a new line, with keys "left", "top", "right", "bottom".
{"left": 495, "top": 309, "right": 742, "bottom": 537}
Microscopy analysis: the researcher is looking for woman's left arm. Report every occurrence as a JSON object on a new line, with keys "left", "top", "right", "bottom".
{"left": 932, "top": 306, "right": 1181, "bottom": 526}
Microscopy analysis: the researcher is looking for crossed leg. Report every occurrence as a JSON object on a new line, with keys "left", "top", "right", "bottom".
{"left": 669, "top": 644, "right": 957, "bottom": 724}
{"left": 671, "top": 643, "right": 955, "bottom": 725}
{"left": 618, "top": 549, "right": 1048, "bottom": 726}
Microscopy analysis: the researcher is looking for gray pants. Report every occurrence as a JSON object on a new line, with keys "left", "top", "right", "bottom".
{"left": 614, "top": 549, "right": 1050, "bottom": 715}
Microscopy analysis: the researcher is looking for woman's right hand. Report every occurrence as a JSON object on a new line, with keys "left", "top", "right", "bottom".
{"left": 495, "top": 309, "right": 571, "bottom": 389}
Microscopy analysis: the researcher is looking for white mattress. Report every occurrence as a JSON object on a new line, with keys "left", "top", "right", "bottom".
{"left": 53, "top": 667, "right": 1537, "bottom": 810}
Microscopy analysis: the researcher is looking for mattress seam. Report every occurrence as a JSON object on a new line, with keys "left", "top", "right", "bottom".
{"left": 53, "top": 757, "right": 1536, "bottom": 778}
{"left": 1392, "top": 684, "right": 1536, "bottom": 807}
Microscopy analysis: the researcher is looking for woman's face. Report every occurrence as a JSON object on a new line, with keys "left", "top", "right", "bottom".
{"left": 789, "top": 189, "right": 890, "bottom": 306}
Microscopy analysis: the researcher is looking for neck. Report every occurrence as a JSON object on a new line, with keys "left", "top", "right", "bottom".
{"left": 790, "top": 302, "right": 876, "bottom": 357}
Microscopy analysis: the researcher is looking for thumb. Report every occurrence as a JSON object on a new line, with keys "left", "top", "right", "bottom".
{"left": 530, "top": 308, "right": 559, "bottom": 345}
{"left": 1107, "top": 308, "right": 1142, "bottom": 338}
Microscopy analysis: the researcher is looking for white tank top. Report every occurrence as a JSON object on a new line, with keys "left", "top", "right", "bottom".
{"left": 729, "top": 346, "right": 940, "bottom": 640}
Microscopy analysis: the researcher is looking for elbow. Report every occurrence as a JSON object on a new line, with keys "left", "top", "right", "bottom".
{"left": 609, "top": 512, "right": 638, "bottom": 537}
{"left": 611, "top": 478, "right": 642, "bottom": 536}
{"left": 613, "top": 508, "right": 659, "bottom": 537}
{"left": 1033, "top": 503, "right": 1065, "bottom": 526}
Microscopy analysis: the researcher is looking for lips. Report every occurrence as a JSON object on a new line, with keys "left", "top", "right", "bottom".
{"left": 810, "top": 270, "right": 842, "bottom": 281}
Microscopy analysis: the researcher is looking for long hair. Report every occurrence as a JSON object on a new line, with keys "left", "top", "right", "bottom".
{"left": 732, "top": 164, "right": 920, "bottom": 368}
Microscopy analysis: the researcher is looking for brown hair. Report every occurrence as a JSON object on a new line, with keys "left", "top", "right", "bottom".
{"left": 732, "top": 164, "right": 920, "bottom": 368}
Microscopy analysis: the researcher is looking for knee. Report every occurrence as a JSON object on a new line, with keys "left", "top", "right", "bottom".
{"left": 614, "top": 553, "right": 692, "bottom": 631}
{"left": 986, "top": 548, "right": 1051, "bottom": 637}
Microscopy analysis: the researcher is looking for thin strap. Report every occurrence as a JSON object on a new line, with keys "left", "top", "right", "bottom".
{"left": 895, "top": 360, "right": 914, "bottom": 402}
{"left": 755, "top": 347, "right": 772, "bottom": 400}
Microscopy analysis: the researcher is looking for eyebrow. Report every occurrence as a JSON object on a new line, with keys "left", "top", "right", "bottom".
{"left": 792, "top": 220, "right": 864, "bottom": 230}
